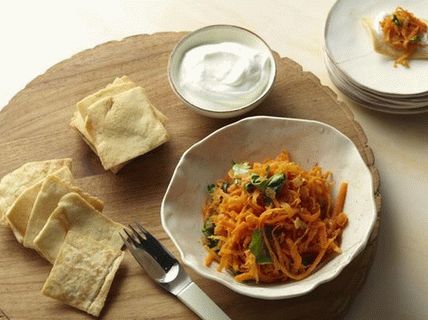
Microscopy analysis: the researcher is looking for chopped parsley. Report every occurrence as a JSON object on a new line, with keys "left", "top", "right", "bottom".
{"left": 249, "top": 228, "right": 272, "bottom": 264}
{"left": 245, "top": 173, "right": 286, "bottom": 199}
{"left": 392, "top": 14, "right": 401, "bottom": 26}
{"left": 207, "top": 184, "right": 215, "bottom": 193}
{"left": 232, "top": 162, "right": 250, "bottom": 176}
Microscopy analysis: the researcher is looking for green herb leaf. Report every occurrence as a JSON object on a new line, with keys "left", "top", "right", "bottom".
{"left": 264, "top": 187, "right": 276, "bottom": 199}
{"left": 207, "top": 184, "right": 215, "bottom": 193}
{"left": 232, "top": 162, "right": 250, "bottom": 176}
{"left": 250, "top": 174, "right": 268, "bottom": 189}
{"left": 392, "top": 14, "right": 401, "bottom": 26}
{"left": 266, "top": 173, "right": 286, "bottom": 197}
{"left": 207, "top": 237, "right": 219, "bottom": 249}
{"left": 411, "top": 34, "right": 422, "bottom": 43}
{"left": 249, "top": 229, "right": 272, "bottom": 264}
{"left": 250, "top": 174, "right": 262, "bottom": 185}
{"left": 267, "top": 173, "right": 285, "bottom": 188}
{"left": 202, "top": 218, "right": 215, "bottom": 237}
{"left": 245, "top": 182, "right": 255, "bottom": 192}
{"left": 246, "top": 173, "right": 286, "bottom": 199}
{"left": 222, "top": 182, "right": 229, "bottom": 192}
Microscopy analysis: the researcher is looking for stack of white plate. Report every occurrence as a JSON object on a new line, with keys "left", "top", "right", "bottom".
{"left": 324, "top": 0, "right": 428, "bottom": 114}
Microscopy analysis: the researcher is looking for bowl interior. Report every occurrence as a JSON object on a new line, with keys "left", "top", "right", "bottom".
{"left": 169, "top": 25, "right": 276, "bottom": 114}
{"left": 161, "top": 116, "right": 377, "bottom": 299}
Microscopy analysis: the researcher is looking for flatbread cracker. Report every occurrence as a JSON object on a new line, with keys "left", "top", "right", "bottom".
{"left": 0, "top": 158, "right": 72, "bottom": 225}
{"left": 70, "top": 76, "right": 167, "bottom": 173}
{"left": 105, "top": 76, "right": 167, "bottom": 123}
{"left": 34, "top": 192, "right": 123, "bottom": 263}
{"left": 75, "top": 131, "right": 127, "bottom": 173}
{"left": 70, "top": 76, "right": 136, "bottom": 135}
{"left": 42, "top": 231, "right": 124, "bottom": 317}
{"left": 71, "top": 82, "right": 137, "bottom": 135}
{"left": 6, "top": 166, "right": 73, "bottom": 244}
{"left": 85, "top": 87, "right": 169, "bottom": 170}
{"left": 24, "top": 176, "right": 104, "bottom": 249}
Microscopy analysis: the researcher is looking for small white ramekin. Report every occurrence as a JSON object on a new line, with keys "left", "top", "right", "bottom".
{"left": 168, "top": 25, "right": 277, "bottom": 118}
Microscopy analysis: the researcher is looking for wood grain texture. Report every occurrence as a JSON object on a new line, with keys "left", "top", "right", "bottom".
{"left": 0, "top": 32, "right": 380, "bottom": 320}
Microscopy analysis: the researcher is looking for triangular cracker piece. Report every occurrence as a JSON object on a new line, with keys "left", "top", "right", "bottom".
{"left": 0, "top": 158, "right": 72, "bottom": 225}
{"left": 34, "top": 192, "right": 123, "bottom": 263}
{"left": 5, "top": 166, "right": 73, "bottom": 244}
{"left": 85, "top": 87, "right": 169, "bottom": 170}
{"left": 42, "top": 231, "right": 124, "bottom": 317}
{"left": 24, "top": 176, "right": 104, "bottom": 249}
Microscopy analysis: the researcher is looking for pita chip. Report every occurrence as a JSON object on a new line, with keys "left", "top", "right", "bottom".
{"left": 70, "top": 76, "right": 137, "bottom": 138}
{"left": 75, "top": 131, "right": 128, "bottom": 174}
{"left": 0, "top": 158, "right": 72, "bottom": 225}
{"left": 71, "top": 81, "right": 137, "bottom": 137}
{"left": 70, "top": 76, "right": 167, "bottom": 173}
{"left": 85, "top": 87, "right": 169, "bottom": 170}
{"left": 42, "top": 231, "right": 124, "bottom": 317}
{"left": 34, "top": 192, "right": 123, "bottom": 264}
{"left": 24, "top": 176, "right": 104, "bottom": 249}
{"left": 6, "top": 166, "right": 73, "bottom": 244}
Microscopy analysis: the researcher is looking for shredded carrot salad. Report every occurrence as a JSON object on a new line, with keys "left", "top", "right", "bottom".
{"left": 380, "top": 7, "right": 427, "bottom": 67}
{"left": 202, "top": 151, "right": 348, "bottom": 283}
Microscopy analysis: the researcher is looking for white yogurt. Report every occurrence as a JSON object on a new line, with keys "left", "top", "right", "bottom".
{"left": 177, "top": 42, "right": 271, "bottom": 111}
{"left": 374, "top": 11, "right": 390, "bottom": 36}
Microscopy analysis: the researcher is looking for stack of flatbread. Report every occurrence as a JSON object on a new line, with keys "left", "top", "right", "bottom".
{"left": 70, "top": 76, "right": 169, "bottom": 173}
{"left": 1, "top": 159, "right": 124, "bottom": 317}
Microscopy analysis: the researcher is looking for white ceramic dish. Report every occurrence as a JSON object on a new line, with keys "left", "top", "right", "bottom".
{"left": 325, "top": 0, "right": 428, "bottom": 96}
{"left": 168, "top": 25, "right": 276, "bottom": 118}
{"left": 161, "top": 116, "right": 377, "bottom": 300}
{"left": 325, "top": 54, "right": 428, "bottom": 114}
{"left": 328, "top": 67, "right": 428, "bottom": 114}
{"left": 326, "top": 53, "right": 428, "bottom": 104}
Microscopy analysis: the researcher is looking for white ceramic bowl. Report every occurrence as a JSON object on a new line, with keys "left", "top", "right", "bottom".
{"left": 168, "top": 25, "right": 277, "bottom": 118}
{"left": 161, "top": 116, "right": 377, "bottom": 299}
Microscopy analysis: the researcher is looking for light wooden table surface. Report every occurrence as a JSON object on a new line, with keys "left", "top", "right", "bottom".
{"left": 1, "top": 1, "right": 427, "bottom": 319}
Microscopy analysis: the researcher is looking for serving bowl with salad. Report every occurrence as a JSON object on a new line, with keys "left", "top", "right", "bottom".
{"left": 161, "top": 116, "right": 377, "bottom": 299}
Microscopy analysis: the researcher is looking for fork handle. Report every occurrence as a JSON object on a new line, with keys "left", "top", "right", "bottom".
{"left": 177, "top": 282, "right": 231, "bottom": 320}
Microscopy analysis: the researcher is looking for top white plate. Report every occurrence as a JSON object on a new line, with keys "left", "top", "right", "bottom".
{"left": 325, "top": 0, "right": 428, "bottom": 96}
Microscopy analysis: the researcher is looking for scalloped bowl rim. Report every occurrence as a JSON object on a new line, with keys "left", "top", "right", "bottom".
{"left": 161, "top": 116, "right": 377, "bottom": 299}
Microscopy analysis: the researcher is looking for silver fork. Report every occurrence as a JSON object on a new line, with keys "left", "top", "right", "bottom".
{"left": 121, "top": 223, "right": 231, "bottom": 320}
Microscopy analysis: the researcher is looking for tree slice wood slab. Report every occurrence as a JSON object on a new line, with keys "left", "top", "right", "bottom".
{"left": 0, "top": 32, "right": 380, "bottom": 320}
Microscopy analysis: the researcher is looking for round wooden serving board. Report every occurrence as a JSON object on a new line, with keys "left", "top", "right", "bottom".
{"left": 0, "top": 32, "right": 380, "bottom": 320}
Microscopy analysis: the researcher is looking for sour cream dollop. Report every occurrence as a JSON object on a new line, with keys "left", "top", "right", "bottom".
{"left": 178, "top": 42, "right": 271, "bottom": 111}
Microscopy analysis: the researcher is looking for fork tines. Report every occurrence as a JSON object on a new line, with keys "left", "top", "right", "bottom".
{"left": 120, "top": 222, "right": 178, "bottom": 271}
